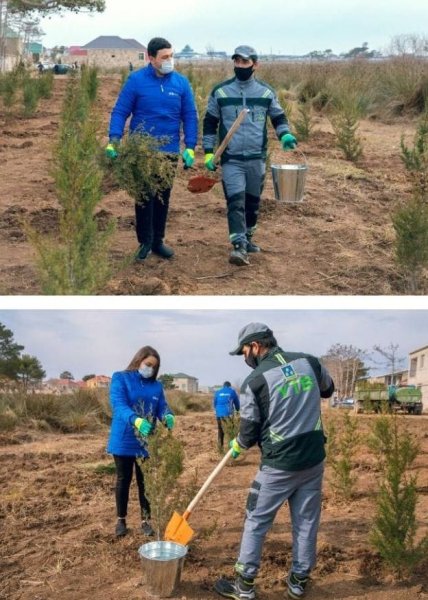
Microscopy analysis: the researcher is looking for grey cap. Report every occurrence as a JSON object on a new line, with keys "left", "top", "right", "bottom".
{"left": 229, "top": 322, "right": 273, "bottom": 355}
{"left": 232, "top": 45, "right": 258, "bottom": 61}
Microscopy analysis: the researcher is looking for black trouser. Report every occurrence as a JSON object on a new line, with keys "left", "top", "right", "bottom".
{"left": 134, "top": 156, "right": 178, "bottom": 247}
{"left": 113, "top": 455, "right": 150, "bottom": 519}
{"left": 135, "top": 186, "right": 172, "bottom": 247}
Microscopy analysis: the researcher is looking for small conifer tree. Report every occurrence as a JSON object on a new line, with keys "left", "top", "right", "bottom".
{"left": 28, "top": 74, "right": 115, "bottom": 294}
{"left": 369, "top": 415, "right": 428, "bottom": 578}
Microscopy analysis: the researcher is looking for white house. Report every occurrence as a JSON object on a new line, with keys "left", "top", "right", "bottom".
{"left": 407, "top": 345, "right": 428, "bottom": 412}
{"left": 171, "top": 373, "right": 198, "bottom": 394}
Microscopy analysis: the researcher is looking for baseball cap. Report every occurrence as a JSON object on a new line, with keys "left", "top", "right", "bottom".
{"left": 229, "top": 322, "right": 273, "bottom": 355}
{"left": 232, "top": 45, "right": 258, "bottom": 61}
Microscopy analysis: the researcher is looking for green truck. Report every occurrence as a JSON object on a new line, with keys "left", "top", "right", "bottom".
{"left": 354, "top": 383, "right": 423, "bottom": 415}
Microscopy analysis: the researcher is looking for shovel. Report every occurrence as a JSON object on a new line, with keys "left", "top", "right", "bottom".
{"left": 164, "top": 447, "right": 233, "bottom": 545}
{"left": 187, "top": 108, "right": 250, "bottom": 193}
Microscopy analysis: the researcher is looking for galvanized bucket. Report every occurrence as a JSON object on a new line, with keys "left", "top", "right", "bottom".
{"left": 271, "top": 151, "right": 308, "bottom": 203}
{"left": 138, "top": 540, "right": 188, "bottom": 598}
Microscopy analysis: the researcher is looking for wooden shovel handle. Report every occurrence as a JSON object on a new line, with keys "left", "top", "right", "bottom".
{"left": 185, "top": 448, "right": 233, "bottom": 517}
{"left": 213, "top": 108, "right": 250, "bottom": 164}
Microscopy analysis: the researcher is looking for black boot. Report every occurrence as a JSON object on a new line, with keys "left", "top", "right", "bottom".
{"left": 135, "top": 243, "right": 152, "bottom": 262}
{"left": 214, "top": 575, "right": 256, "bottom": 600}
{"left": 246, "top": 235, "right": 261, "bottom": 253}
{"left": 152, "top": 241, "right": 174, "bottom": 259}
{"left": 229, "top": 242, "right": 250, "bottom": 266}
{"left": 141, "top": 519, "right": 155, "bottom": 536}
{"left": 115, "top": 518, "right": 128, "bottom": 537}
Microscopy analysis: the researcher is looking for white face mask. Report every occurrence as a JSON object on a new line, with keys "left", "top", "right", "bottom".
{"left": 159, "top": 58, "right": 174, "bottom": 75}
{"left": 139, "top": 365, "right": 154, "bottom": 379}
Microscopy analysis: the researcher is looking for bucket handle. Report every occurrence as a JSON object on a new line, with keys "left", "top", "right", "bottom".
{"left": 282, "top": 147, "right": 307, "bottom": 166}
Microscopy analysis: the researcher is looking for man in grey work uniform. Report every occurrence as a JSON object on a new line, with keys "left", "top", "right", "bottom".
{"left": 214, "top": 323, "right": 334, "bottom": 600}
{"left": 202, "top": 46, "right": 297, "bottom": 267}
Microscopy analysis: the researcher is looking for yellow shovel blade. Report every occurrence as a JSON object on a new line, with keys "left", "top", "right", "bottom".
{"left": 164, "top": 510, "right": 194, "bottom": 545}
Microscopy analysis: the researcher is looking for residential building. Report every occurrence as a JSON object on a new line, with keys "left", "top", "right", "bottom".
{"left": 80, "top": 36, "right": 147, "bottom": 69}
{"left": 365, "top": 369, "right": 408, "bottom": 387}
{"left": 85, "top": 375, "right": 111, "bottom": 389}
{"left": 171, "top": 373, "right": 198, "bottom": 394}
{"left": 43, "top": 378, "right": 85, "bottom": 395}
{"left": 408, "top": 345, "right": 428, "bottom": 412}
{"left": 0, "top": 25, "right": 23, "bottom": 72}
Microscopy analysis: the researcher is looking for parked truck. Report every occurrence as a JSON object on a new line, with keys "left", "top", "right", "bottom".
{"left": 354, "top": 383, "right": 423, "bottom": 415}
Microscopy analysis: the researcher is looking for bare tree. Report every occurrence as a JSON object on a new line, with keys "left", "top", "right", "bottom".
{"left": 388, "top": 34, "right": 428, "bottom": 57}
{"left": 372, "top": 343, "right": 405, "bottom": 383}
{"left": 321, "top": 343, "right": 368, "bottom": 400}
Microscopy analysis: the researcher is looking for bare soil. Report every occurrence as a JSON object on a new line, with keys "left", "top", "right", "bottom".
{"left": 1, "top": 412, "right": 427, "bottom": 600}
{"left": 0, "top": 75, "right": 423, "bottom": 295}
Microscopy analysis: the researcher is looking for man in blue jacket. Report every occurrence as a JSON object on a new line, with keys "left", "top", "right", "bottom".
{"left": 106, "top": 37, "right": 198, "bottom": 261}
{"left": 213, "top": 381, "right": 240, "bottom": 451}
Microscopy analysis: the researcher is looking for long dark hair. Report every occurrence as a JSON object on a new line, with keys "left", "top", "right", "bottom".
{"left": 125, "top": 346, "right": 161, "bottom": 379}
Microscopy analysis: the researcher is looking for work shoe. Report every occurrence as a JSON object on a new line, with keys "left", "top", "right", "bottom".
{"left": 135, "top": 243, "right": 152, "bottom": 262}
{"left": 115, "top": 518, "right": 128, "bottom": 537}
{"left": 214, "top": 575, "right": 255, "bottom": 600}
{"left": 287, "top": 573, "right": 309, "bottom": 599}
{"left": 246, "top": 238, "right": 261, "bottom": 253}
{"left": 152, "top": 242, "right": 174, "bottom": 259}
{"left": 141, "top": 520, "right": 155, "bottom": 536}
{"left": 229, "top": 242, "right": 250, "bottom": 266}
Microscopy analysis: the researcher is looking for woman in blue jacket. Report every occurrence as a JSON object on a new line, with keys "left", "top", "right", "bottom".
{"left": 107, "top": 345, "right": 175, "bottom": 537}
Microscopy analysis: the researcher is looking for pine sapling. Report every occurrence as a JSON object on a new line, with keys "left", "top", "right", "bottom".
{"left": 325, "top": 411, "right": 360, "bottom": 501}
{"left": 368, "top": 415, "right": 428, "bottom": 578}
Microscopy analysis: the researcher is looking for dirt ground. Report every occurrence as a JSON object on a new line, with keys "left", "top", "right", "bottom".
{"left": 0, "top": 412, "right": 427, "bottom": 600}
{"left": 0, "top": 75, "right": 423, "bottom": 295}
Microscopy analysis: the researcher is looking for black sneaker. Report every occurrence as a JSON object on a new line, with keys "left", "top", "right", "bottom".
{"left": 214, "top": 576, "right": 255, "bottom": 600}
{"left": 152, "top": 242, "right": 174, "bottom": 259}
{"left": 246, "top": 239, "right": 261, "bottom": 253}
{"left": 287, "top": 573, "right": 309, "bottom": 599}
{"left": 135, "top": 243, "right": 152, "bottom": 262}
{"left": 115, "top": 518, "right": 128, "bottom": 537}
{"left": 141, "top": 520, "right": 155, "bottom": 536}
{"left": 229, "top": 243, "right": 250, "bottom": 266}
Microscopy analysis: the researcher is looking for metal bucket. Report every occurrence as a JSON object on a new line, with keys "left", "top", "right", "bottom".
{"left": 138, "top": 541, "right": 188, "bottom": 598}
{"left": 271, "top": 161, "right": 308, "bottom": 203}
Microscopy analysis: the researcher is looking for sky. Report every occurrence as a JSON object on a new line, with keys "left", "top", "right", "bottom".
{"left": 37, "top": 0, "right": 428, "bottom": 56}
{"left": 1, "top": 309, "right": 427, "bottom": 387}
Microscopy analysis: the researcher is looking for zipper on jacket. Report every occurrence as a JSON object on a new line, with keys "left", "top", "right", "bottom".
{"left": 161, "top": 84, "right": 164, "bottom": 93}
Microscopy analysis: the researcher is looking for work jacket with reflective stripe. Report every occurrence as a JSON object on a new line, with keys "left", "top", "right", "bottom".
{"left": 237, "top": 347, "right": 334, "bottom": 471}
{"left": 202, "top": 75, "right": 290, "bottom": 162}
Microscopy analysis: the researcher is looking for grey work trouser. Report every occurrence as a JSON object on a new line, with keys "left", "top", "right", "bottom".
{"left": 235, "top": 461, "right": 324, "bottom": 580}
{"left": 221, "top": 158, "right": 266, "bottom": 245}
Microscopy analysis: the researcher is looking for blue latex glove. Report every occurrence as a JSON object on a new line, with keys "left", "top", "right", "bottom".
{"left": 229, "top": 438, "right": 244, "bottom": 460}
{"left": 204, "top": 153, "right": 217, "bottom": 172}
{"left": 164, "top": 414, "right": 175, "bottom": 430}
{"left": 182, "top": 148, "right": 195, "bottom": 169}
{"left": 105, "top": 140, "right": 119, "bottom": 159}
{"left": 281, "top": 133, "right": 297, "bottom": 151}
{"left": 134, "top": 417, "right": 153, "bottom": 437}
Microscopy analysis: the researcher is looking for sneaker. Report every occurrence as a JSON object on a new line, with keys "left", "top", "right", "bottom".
{"left": 141, "top": 520, "right": 155, "bottom": 536}
{"left": 115, "top": 518, "right": 128, "bottom": 537}
{"left": 135, "top": 243, "right": 152, "bottom": 262}
{"left": 152, "top": 242, "right": 174, "bottom": 259}
{"left": 287, "top": 573, "right": 309, "bottom": 599}
{"left": 246, "top": 239, "right": 261, "bottom": 253}
{"left": 214, "top": 576, "right": 255, "bottom": 600}
{"left": 229, "top": 243, "right": 250, "bottom": 266}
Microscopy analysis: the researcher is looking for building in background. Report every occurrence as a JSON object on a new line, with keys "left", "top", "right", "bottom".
{"left": 85, "top": 375, "right": 111, "bottom": 389}
{"left": 80, "top": 36, "right": 146, "bottom": 69}
{"left": 171, "top": 373, "right": 198, "bottom": 394}
{"left": 408, "top": 345, "right": 428, "bottom": 412}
